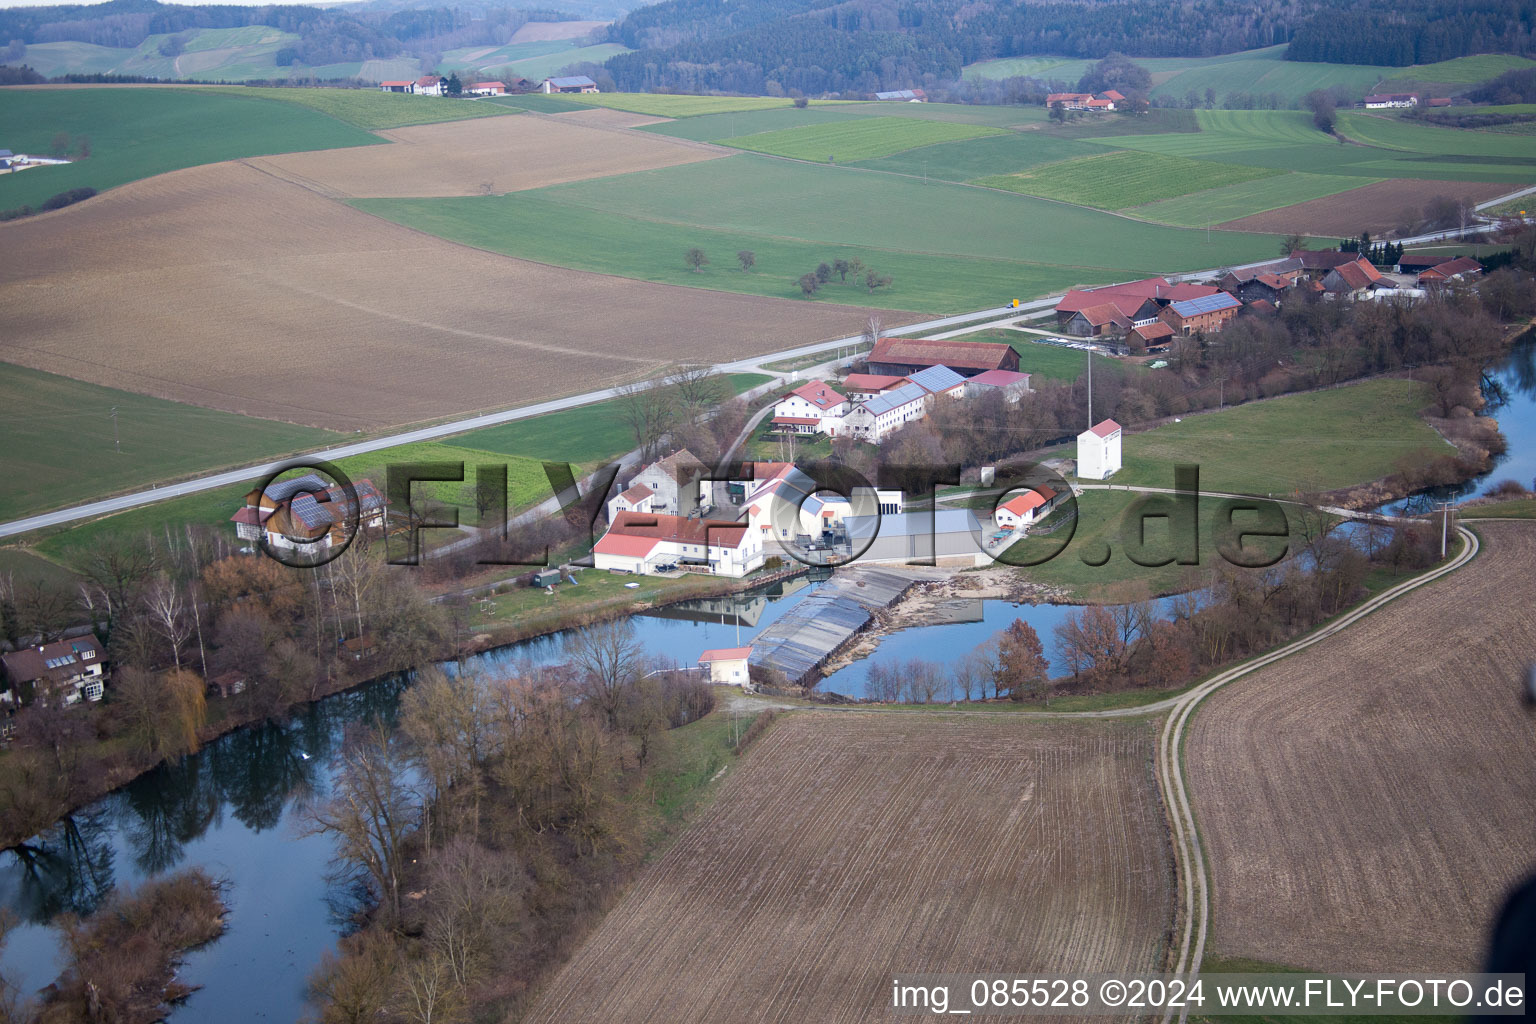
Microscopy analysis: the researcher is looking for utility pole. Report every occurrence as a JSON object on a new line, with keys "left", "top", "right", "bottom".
{"left": 1086, "top": 348, "right": 1093, "bottom": 428}
{"left": 1215, "top": 376, "right": 1226, "bottom": 411}
{"left": 1438, "top": 501, "right": 1453, "bottom": 559}
{"left": 110, "top": 405, "right": 120, "bottom": 454}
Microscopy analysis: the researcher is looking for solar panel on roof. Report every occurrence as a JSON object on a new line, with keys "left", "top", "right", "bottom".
{"left": 1171, "top": 293, "right": 1240, "bottom": 316}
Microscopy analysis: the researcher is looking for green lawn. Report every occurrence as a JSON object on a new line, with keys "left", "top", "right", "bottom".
{"left": 1386, "top": 53, "right": 1536, "bottom": 84}
{"left": 641, "top": 101, "right": 1044, "bottom": 146}
{"left": 553, "top": 92, "right": 847, "bottom": 118}
{"left": 718, "top": 116, "right": 1007, "bottom": 163}
{"left": 1463, "top": 497, "right": 1536, "bottom": 518}
{"left": 326, "top": 441, "right": 555, "bottom": 519}
{"left": 972, "top": 150, "right": 1279, "bottom": 209}
{"left": 1113, "top": 379, "right": 1447, "bottom": 496}
{"left": 1131, "top": 172, "right": 1377, "bottom": 227}
{"left": 0, "top": 88, "right": 382, "bottom": 211}
{"left": 962, "top": 55, "right": 1095, "bottom": 83}
{"left": 0, "top": 547, "right": 81, "bottom": 588}
{"left": 205, "top": 86, "right": 516, "bottom": 131}
{"left": 0, "top": 363, "right": 340, "bottom": 522}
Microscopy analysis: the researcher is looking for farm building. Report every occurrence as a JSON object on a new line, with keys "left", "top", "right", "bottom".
{"left": 840, "top": 373, "right": 907, "bottom": 401}
{"left": 1045, "top": 92, "right": 1118, "bottom": 110}
{"left": 1129, "top": 320, "right": 1176, "bottom": 352}
{"left": 1417, "top": 256, "right": 1484, "bottom": 286}
{"left": 1290, "top": 249, "right": 1365, "bottom": 280}
{"left": 1054, "top": 278, "right": 1221, "bottom": 333}
{"left": 624, "top": 449, "right": 708, "bottom": 517}
{"left": 1321, "top": 257, "right": 1391, "bottom": 298}
{"left": 1363, "top": 93, "right": 1419, "bottom": 108}
{"left": 593, "top": 511, "right": 763, "bottom": 577}
{"left": 772, "top": 380, "right": 849, "bottom": 435}
{"left": 867, "top": 337, "right": 1019, "bottom": 377}
{"left": 378, "top": 81, "right": 413, "bottom": 93}
{"left": 231, "top": 473, "right": 387, "bottom": 553}
{"left": 414, "top": 75, "right": 447, "bottom": 96}
{"left": 1394, "top": 253, "right": 1450, "bottom": 274}
{"left": 964, "top": 368, "right": 1032, "bottom": 401}
{"left": 1219, "top": 259, "right": 1301, "bottom": 301}
{"left": 699, "top": 647, "right": 753, "bottom": 684}
{"left": 874, "top": 89, "right": 926, "bottom": 101}
{"left": 466, "top": 81, "right": 506, "bottom": 96}
{"left": 2, "top": 636, "right": 106, "bottom": 707}
{"left": 993, "top": 486, "right": 1060, "bottom": 531}
{"left": 605, "top": 482, "right": 655, "bottom": 523}
{"left": 905, "top": 364, "right": 967, "bottom": 400}
{"left": 1077, "top": 419, "right": 1122, "bottom": 480}
{"left": 1159, "top": 292, "right": 1242, "bottom": 335}
{"left": 844, "top": 508, "right": 989, "bottom": 567}
{"left": 842, "top": 381, "right": 930, "bottom": 443}
{"left": 541, "top": 75, "right": 599, "bottom": 94}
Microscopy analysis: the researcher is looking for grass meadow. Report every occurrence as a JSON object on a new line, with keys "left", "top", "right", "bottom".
{"left": 0, "top": 363, "right": 339, "bottom": 522}
{"left": 0, "top": 88, "right": 382, "bottom": 210}
{"left": 972, "top": 150, "right": 1280, "bottom": 208}
{"left": 717, "top": 116, "right": 1006, "bottom": 163}
{"left": 1112, "top": 379, "right": 1446, "bottom": 496}
{"left": 211, "top": 86, "right": 517, "bottom": 131}
{"left": 958, "top": 331, "right": 1127, "bottom": 382}
{"left": 1129, "top": 172, "right": 1377, "bottom": 226}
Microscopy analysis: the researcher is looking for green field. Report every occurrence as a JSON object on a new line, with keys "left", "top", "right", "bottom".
{"left": 1113, "top": 379, "right": 1447, "bottom": 496}
{"left": 851, "top": 132, "right": 1107, "bottom": 181}
{"left": 1130, "top": 171, "right": 1376, "bottom": 226}
{"left": 551, "top": 92, "right": 843, "bottom": 118}
{"left": 0, "top": 364, "right": 342, "bottom": 523}
{"left": 1384, "top": 53, "right": 1536, "bottom": 85}
{"left": 972, "top": 150, "right": 1279, "bottom": 209}
{"left": 1100, "top": 108, "right": 1536, "bottom": 182}
{"left": 0, "top": 88, "right": 382, "bottom": 210}
{"left": 19, "top": 26, "right": 300, "bottom": 81}
{"left": 457, "top": 43, "right": 632, "bottom": 84}
{"left": 207, "top": 85, "right": 516, "bottom": 131}
{"left": 718, "top": 116, "right": 1007, "bottom": 163}
{"left": 356, "top": 153, "right": 1277, "bottom": 312}
{"left": 962, "top": 55, "right": 1095, "bottom": 84}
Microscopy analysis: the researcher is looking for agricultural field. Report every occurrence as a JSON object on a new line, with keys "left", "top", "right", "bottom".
{"left": 1185, "top": 521, "right": 1536, "bottom": 972}
{"left": 247, "top": 112, "right": 727, "bottom": 198}
{"left": 962, "top": 54, "right": 1095, "bottom": 84}
{"left": 18, "top": 26, "right": 300, "bottom": 81}
{"left": 438, "top": 37, "right": 602, "bottom": 74}
{"left": 0, "top": 160, "right": 872, "bottom": 431}
{"left": 0, "top": 363, "right": 339, "bottom": 523}
{"left": 1217, "top": 177, "right": 1517, "bottom": 236}
{"left": 851, "top": 131, "right": 1105, "bottom": 181}
{"left": 524, "top": 712, "right": 1173, "bottom": 1024}
{"left": 717, "top": 115, "right": 1006, "bottom": 163}
{"left": 973, "top": 150, "right": 1279, "bottom": 209}
{"left": 1112, "top": 379, "right": 1447, "bottom": 497}
{"left": 1131, "top": 172, "right": 1376, "bottom": 228}
{"left": 360, "top": 151, "right": 1278, "bottom": 312}
{"left": 0, "top": 87, "right": 381, "bottom": 211}
{"left": 209, "top": 86, "right": 515, "bottom": 131}
{"left": 542, "top": 92, "right": 837, "bottom": 118}
{"left": 1102, "top": 109, "right": 1536, "bottom": 184}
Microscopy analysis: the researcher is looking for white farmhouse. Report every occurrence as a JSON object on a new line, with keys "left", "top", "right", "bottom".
{"left": 771, "top": 380, "right": 849, "bottom": 436}
{"left": 1076, "top": 419, "right": 1122, "bottom": 480}
{"left": 993, "top": 486, "right": 1060, "bottom": 531}
{"left": 605, "top": 482, "right": 654, "bottom": 523}
{"left": 593, "top": 511, "right": 763, "bottom": 577}
{"left": 842, "top": 381, "right": 929, "bottom": 444}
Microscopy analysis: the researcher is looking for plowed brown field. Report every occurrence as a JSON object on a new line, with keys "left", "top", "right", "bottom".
{"left": 1186, "top": 520, "right": 1536, "bottom": 972}
{"left": 552, "top": 106, "right": 675, "bottom": 129}
{"left": 1216, "top": 178, "right": 1516, "bottom": 237}
{"left": 525, "top": 713, "right": 1173, "bottom": 1024}
{"left": 0, "top": 161, "right": 877, "bottom": 430}
{"left": 245, "top": 113, "right": 722, "bottom": 198}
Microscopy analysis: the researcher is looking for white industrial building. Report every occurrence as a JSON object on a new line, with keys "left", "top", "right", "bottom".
{"left": 1077, "top": 419, "right": 1123, "bottom": 480}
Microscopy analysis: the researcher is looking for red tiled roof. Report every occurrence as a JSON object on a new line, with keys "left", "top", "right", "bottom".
{"left": 968, "top": 369, "right": 1031, "bottom": 388}
{"left": 999, "top": 486, "right": 1058, "bottom": 517}
{"left": 869, "top": 337, "right": 1016, "bottom": 373}
{"left": 1085, "top": 98, "right": 1114, "bottom": 108}
{"left": 1245, "top": 299, "right": 1278, "bottom": 314}
{"left": 1291, "top": 249, "right": 1360, "bottom": 271}
{"left": 1075, "top": 302, "right": 1132, "bottom": 329}
{"left": 604, "top": 510, "right": 751, "bottom": 549}
{"left": 380, "top": 81, "right": 413, "bottom": 87}
{"left": 593, "top": 533, "right": 659, "bottom": 558}
{"left": 619, "top": 483, "right": 653, "bottom": 503}
{"left": 477, "top": 81, "right": 506, "bottom": 88}
{"left": 1254, "top": 273, "right": 1290, "bottom": 290}
{"left": 1131, "top": 321, "right": 1175, "bottom": 341}
{"left": 1429, "top": 256, "right": 1483, "bottom": 276}
{"left": 1088, "top": 419, "right": 1121, "bottom": 438}
{"left": 1046, "top": 92, "right": 1092, "bottom": 104}
{"left": 699, "top": 646, "right": 752, "bottom": 662}
{"left": 1328, "top": 258, "right": 1382, "bottom": 291}
{"left": 1100, "top": 89, "right": 1125, "bottom": 101}
{"left": 416, "top": 76, "right": 443, "bottom": 86}
{"left": 1055, "top": 278, "right": 1217, "bottom": 318}
{"left": 785, "top": 380, "right": 846, "bottom": 411}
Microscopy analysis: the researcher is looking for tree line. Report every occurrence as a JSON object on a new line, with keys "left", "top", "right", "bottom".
{"left": 1285, "top": 0, "right": 1535, "bottom": 66}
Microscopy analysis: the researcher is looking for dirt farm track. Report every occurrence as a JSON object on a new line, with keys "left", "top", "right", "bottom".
{"left": 1186, "top": 520, "right": 1536, "bottom": 973}
{"left": 0, "top": 160, "right": 879, "bottom": 431}
{"left": 525, "top": 713, "right": 1172, "bottom": 1024}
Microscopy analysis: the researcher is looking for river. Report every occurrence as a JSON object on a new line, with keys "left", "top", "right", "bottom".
{"left": 3, "top": 338, "right": 1531, "bottom": 1019}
